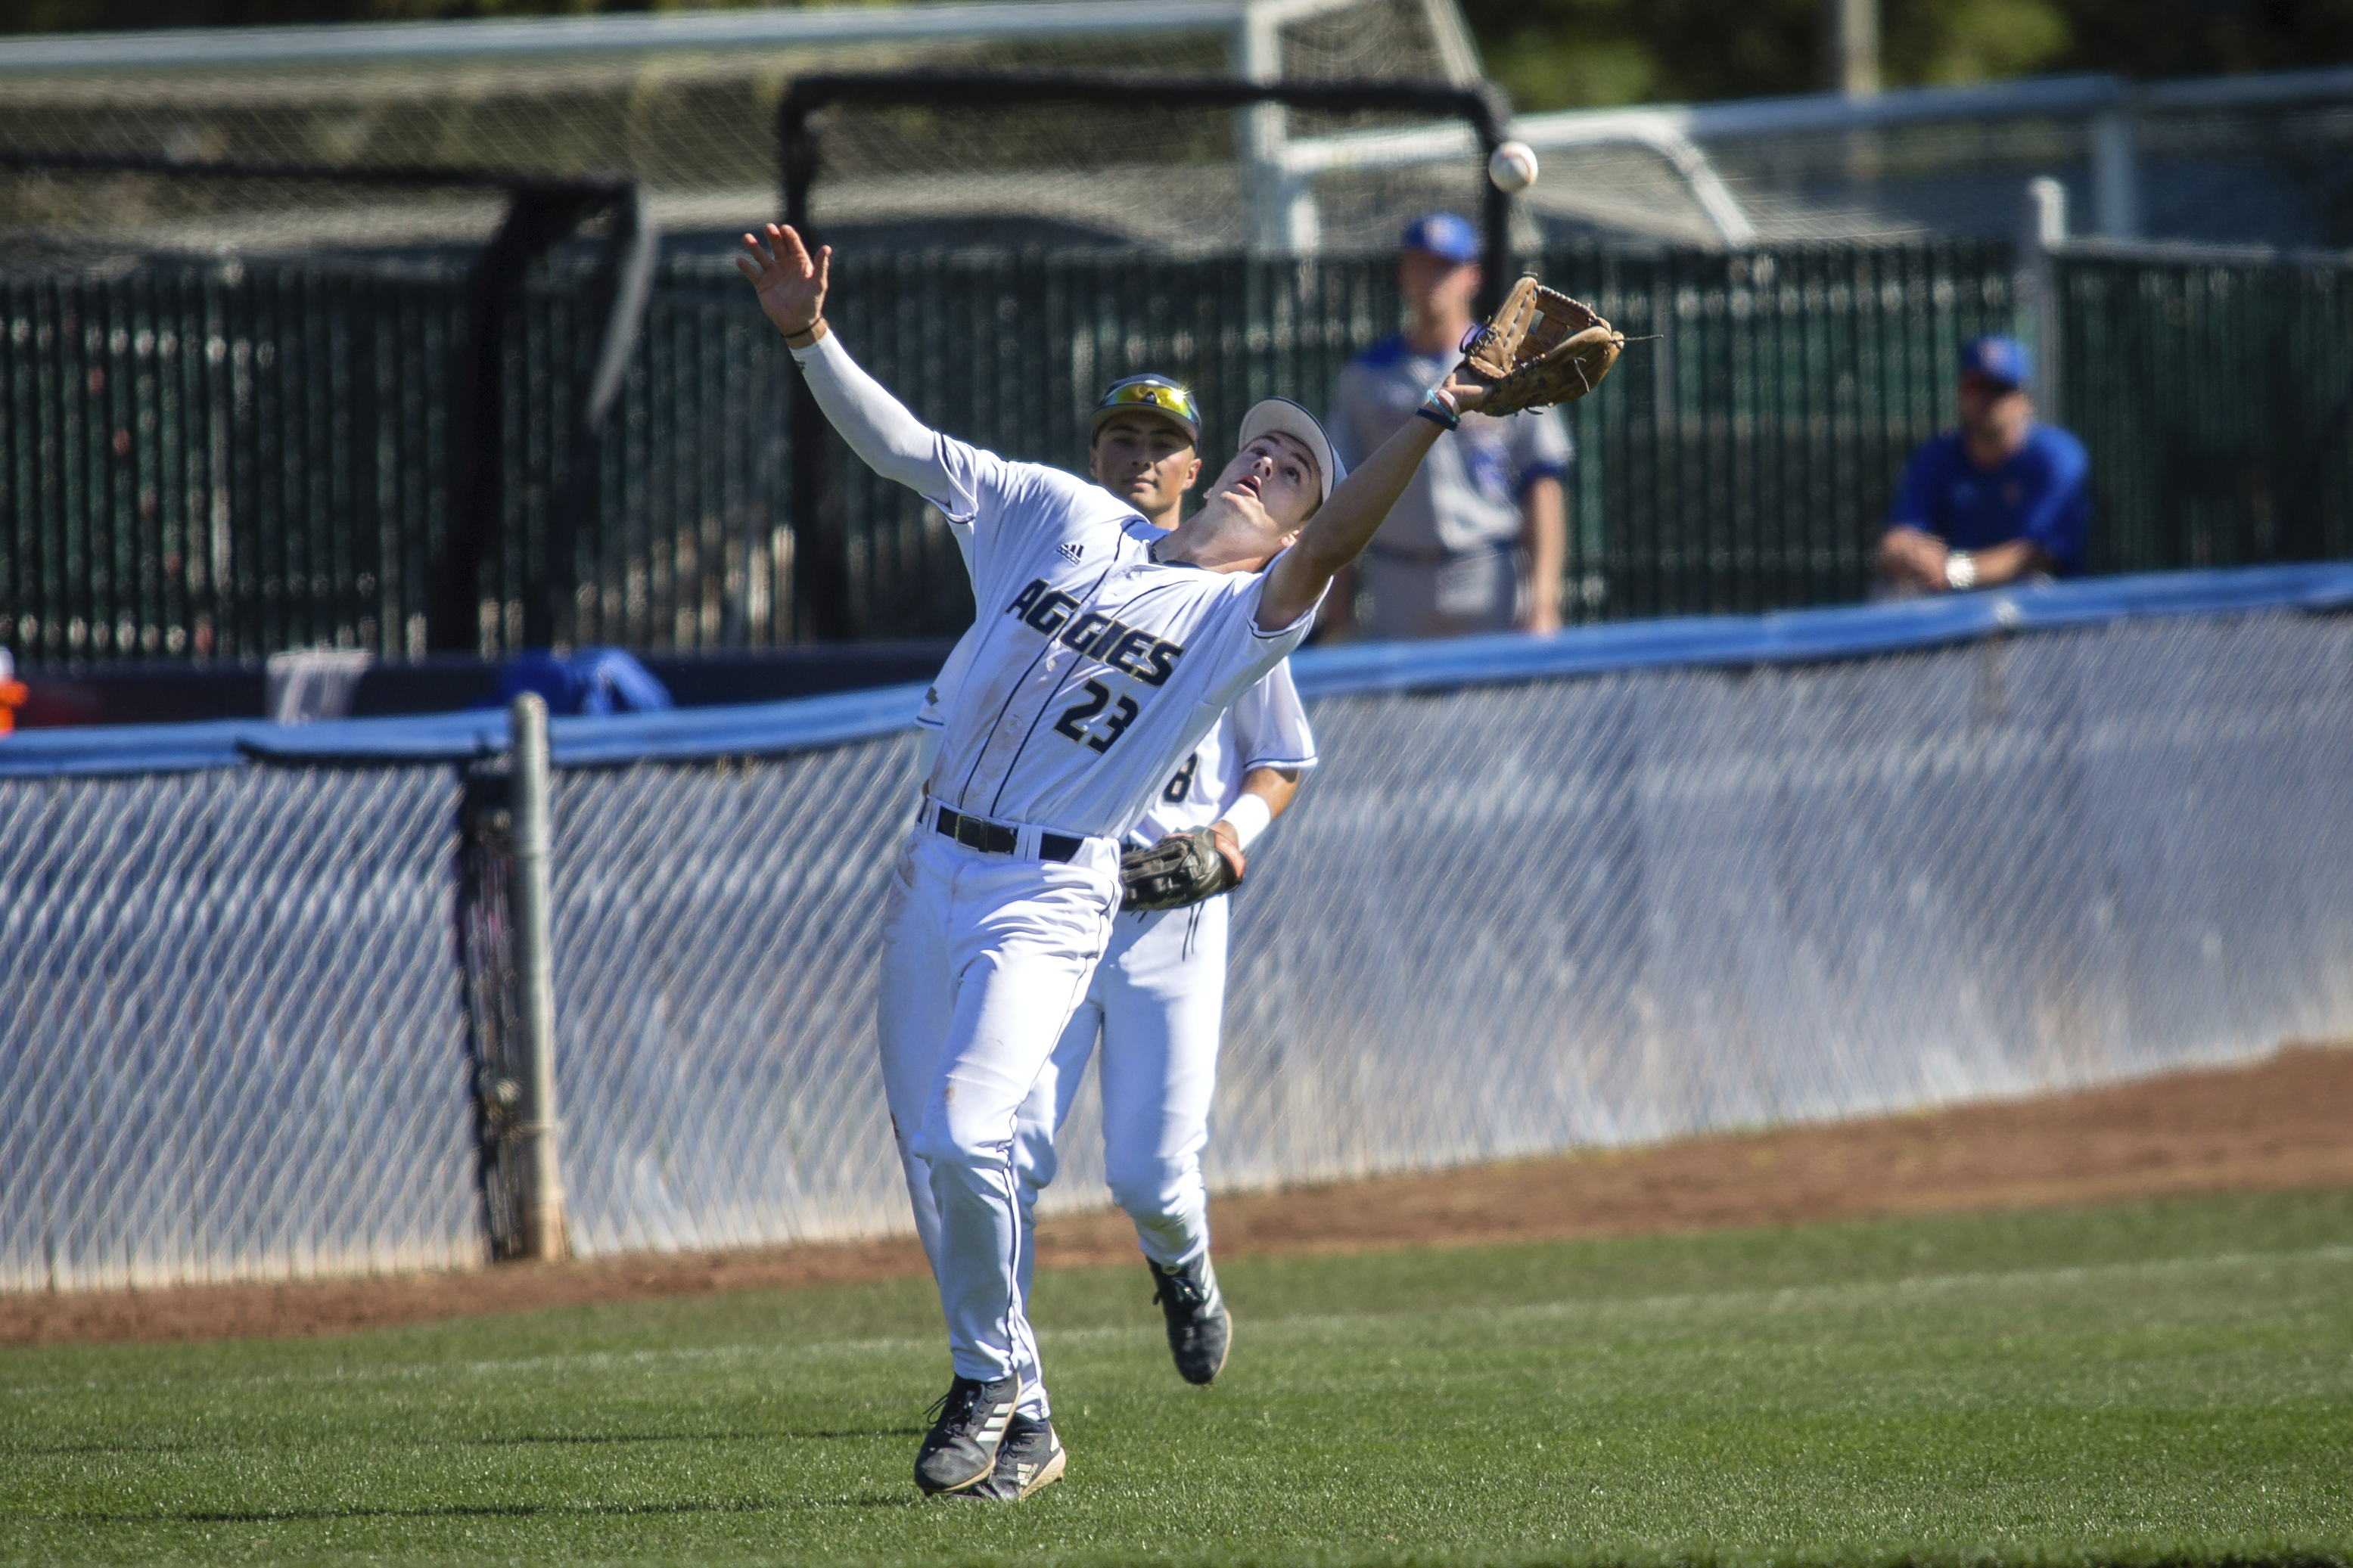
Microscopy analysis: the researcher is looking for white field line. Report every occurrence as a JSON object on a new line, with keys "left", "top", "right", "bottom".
{"left": 8, "top": 1242, "right": 2349, "bottom": 1402}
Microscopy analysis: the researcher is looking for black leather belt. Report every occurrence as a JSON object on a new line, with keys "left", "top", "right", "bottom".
{"left": 934, "top": 805, "right": 1083, "bottom": 864}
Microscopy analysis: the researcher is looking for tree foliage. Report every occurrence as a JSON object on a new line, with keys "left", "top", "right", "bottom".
{"left": 1459, "top": 0, "right": 2353, "bottom": 113}
{"left": 9, "top": 0, "right": 2353, "bottom": 113}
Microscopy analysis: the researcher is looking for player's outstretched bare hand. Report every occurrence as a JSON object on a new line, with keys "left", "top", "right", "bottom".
{"left": 1441, "top": 363, "right": 1494, "bottom": 413}
{"left": 736, "top": 222, "right": 830, "bottom": 341}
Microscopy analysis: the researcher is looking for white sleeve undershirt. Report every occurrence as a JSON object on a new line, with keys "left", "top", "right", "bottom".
{"left": 789, "top": 329, "right": 962, "bottom": 515}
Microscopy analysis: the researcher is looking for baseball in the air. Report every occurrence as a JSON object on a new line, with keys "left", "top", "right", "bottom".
{"left": 1488, "top": 140, "right": 1539, "bottom": 194}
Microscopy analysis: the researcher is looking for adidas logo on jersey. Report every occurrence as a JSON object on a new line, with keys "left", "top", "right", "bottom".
{"left": 1006, "top": 578, "right": 1186, "bottom": 687}
{"left": 1058, "top": 541, "right": 1084, "bottom": 564}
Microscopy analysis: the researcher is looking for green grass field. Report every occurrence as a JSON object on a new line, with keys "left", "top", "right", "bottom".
{"left": 5, "top": 1188, "right": 2350, "bottom": 1567}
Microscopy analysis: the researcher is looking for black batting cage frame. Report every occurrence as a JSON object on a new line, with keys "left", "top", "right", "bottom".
{"left": 774, "top": 71, "right": 1516, "bottom": 641}
{"left": 0, "top": 147, "right": 657, "bottom": 654}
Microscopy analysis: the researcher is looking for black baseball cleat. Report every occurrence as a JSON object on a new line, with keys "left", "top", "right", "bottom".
{"left": 913, "top": 1374, "right": 1022, "bottom": 1495}
{"left": 965, "top": 1411, "right": 1066, "bottom": 1501}
{"left": 1148, "top": 1254, "right": 1231, "bottom": 1385}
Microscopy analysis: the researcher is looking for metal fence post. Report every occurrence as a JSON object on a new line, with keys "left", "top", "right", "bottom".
{"left": 1827, "top": 0, "right": 1881, "bottom": 97}
{"left": 1233, "top": 4, "right": 1297, "bottom": 255}
{"left": 2022, "top": 175, "right": 2068, "bottom": 424}
{"left": 508, "top": 692, "right": 567, "bottom": 1261}
{"left": 2090, "top": 107, "right": 2141, "bottom": 239}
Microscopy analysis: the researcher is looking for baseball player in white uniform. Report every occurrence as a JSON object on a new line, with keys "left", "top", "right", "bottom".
{"left": 909, "top": 375, "right": 1315, "bottom": 1406}
{"left": 738, "top": 222, "right": 1494, "bottom": 1503}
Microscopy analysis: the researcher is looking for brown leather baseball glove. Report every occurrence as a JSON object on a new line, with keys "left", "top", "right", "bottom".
{"left": 1464, "top": 276, "right": 1625, "bottom": 413}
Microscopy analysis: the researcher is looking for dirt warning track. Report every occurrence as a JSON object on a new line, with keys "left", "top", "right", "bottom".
{"left": 7, "top": 1044, "right": 2348, "bottom": 1349}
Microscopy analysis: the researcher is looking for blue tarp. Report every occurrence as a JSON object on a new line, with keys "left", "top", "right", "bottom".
{"left": 6, "top": 563, "right": 2351, "bottom": 781}
{"left": 497, "top": 647, "right": 674, "bottom": 716}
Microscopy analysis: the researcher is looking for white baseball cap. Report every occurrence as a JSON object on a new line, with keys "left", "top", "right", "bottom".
{"left": 1236, "top": 397, "right": 1344, "bottom": 511}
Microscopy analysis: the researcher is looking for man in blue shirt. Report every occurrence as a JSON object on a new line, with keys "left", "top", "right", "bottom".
{"left": 1874, "top": 335, "right": 2090, "bottom": 595}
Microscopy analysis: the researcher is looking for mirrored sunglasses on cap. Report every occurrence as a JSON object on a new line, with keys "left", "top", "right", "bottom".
{"left": 1093, "top": 375, "right": 1201, "bottom": 441}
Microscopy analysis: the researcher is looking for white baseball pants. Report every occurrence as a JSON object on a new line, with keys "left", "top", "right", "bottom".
{"left": 876, "top": 824, "right": 1120, "bottom": 1417}
{"left": 1014, "top": 895, "right": 1229, "bottom": 1284}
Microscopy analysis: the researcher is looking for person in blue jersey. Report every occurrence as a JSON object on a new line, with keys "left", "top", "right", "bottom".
{"left": 1326, "top": 213, "right": 1574, "bottom": 638}
{"left": 1873, "top": 334, "right": 2090, "bottom": 597}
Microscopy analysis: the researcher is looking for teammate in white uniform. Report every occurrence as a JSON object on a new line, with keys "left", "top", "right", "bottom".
{"left": 738, "top": 222, "right": 1494, "bottom": 1502}
{"left": 914, "top": 377, "right": 1315, "bottom": 1398}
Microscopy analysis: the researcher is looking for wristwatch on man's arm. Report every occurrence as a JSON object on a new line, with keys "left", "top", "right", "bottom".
{"left": 1943, "top": 550, "right": 1978, "bottom": 591}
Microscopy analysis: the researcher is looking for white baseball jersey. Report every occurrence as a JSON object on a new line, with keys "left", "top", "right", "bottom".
{"left": 800, "top": 324, "right": 1328, "bottom": 1418}
{"left": 910, "top": 650, "right": 1319, "bottom": 1305}
{"left": 1130, "top": 660, "right": 1317, "bottom": 843}
{"left": 912, "top": 624, "right": 978, "bottom": 770}
{"left": 921, "top": 440, "right": 1320, "bottom": 841}
{"left": 919, "top": 629, "right": 1318, "bottom": 845}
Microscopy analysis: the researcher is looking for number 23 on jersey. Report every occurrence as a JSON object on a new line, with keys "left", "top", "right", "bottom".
{"left": 1054, "top": 681, "right": 1138, "bottom": 753}
{"left": 1006, "top": 575, "right": 1188, "bottom": 758}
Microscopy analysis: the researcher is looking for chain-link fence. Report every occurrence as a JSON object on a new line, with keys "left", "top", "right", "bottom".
{"left": 3, "top": 239, "right": 2016, "bottom": 663}
{"left": 1219, "top": 604, "right": 2353, "bottom": 1178}
{"left": 0, "top": 154, "right": 651, "bottom": 669}
{"left": 8, "top": 572, "right": 2351, "bottom": 1290}
{"left": 1539, "top": 93, "right": 2353, "bottom": 250}
{"left": 2056, "top": 243, "right": 2353, "bottom": 575}
{"left": 1, "top": 762, "right": 478, "bottom": 1293}
{"left": 0, "top": 0, "right": 1469, "bottom": 246}
{"left": 547, "top": 747, "right": 922, "bottom": 1254}
{"left": 1, "top": 252, "right": 471, "bottom": 663}
{"left": 12, "top": 230, "right": 2352, "bottom": 670}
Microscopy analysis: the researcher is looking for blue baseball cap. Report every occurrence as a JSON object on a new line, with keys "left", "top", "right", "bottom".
{"left": 1400, "top": 211, "right": 1481, "bottom": 265}
{"left": 1960, "top": 334, "right": 2031, "bottom": 390}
